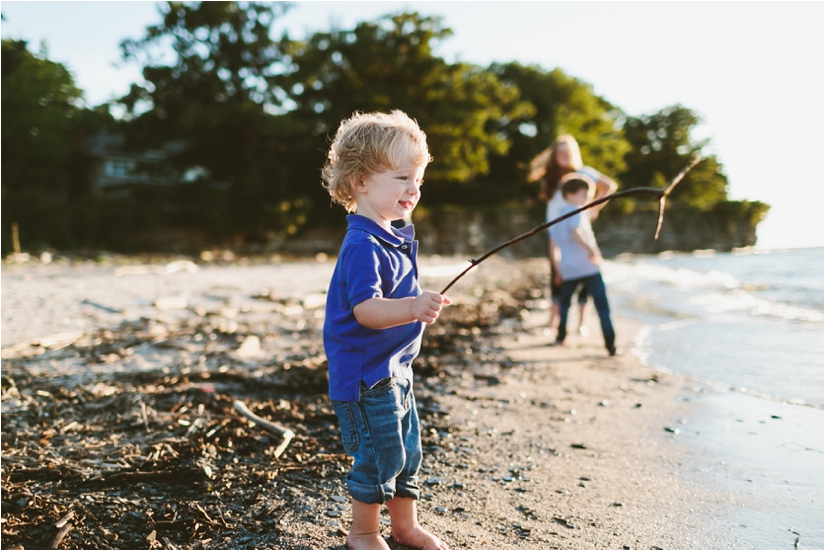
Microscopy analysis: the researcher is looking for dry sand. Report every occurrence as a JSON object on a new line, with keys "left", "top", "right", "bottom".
{"left": 1, "top": 255, "right": 736, "bottom": 549}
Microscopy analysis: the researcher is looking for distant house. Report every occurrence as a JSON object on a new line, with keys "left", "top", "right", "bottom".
{"left": 82, "top": 132, "right": 226, "bottom": 197}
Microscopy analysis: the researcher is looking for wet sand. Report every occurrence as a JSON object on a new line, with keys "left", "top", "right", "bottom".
{"left": 1, "top": 255, "right": 813, "bottom": 549}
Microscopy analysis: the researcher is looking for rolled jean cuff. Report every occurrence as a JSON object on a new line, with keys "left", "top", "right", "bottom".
{"left": 394, "top": 474, "right": 420, "bottom": 500}
{"left": 345, "top": 475, "right": 419, "bottom": 504}
{"left": 346, "top": 478, "right": 394, "bottom": 505}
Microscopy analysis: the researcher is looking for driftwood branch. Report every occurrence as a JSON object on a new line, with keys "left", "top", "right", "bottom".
{"left": 440, "top": 157, "right": 701, "bottom": 294}
{"left": 50, "top": 521, "right": 73, "bottom": 549}
{"left": 233, "top": 400, "right": 295, "bottom": 459}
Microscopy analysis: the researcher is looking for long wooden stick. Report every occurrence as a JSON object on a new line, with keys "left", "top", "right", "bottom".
{"left": 233, "top": 400, "right": 295, "bottom": 459}
{"left": 440, "top": 157, "right": 701, "bottom": 294}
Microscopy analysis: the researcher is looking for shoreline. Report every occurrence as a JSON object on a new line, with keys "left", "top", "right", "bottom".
{"left": 2, "top": 256, "right": 820, "bottom": 549}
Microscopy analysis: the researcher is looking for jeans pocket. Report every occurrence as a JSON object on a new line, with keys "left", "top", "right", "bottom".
{"left": 332, "top": 401, "right": 360, "bottom": 455}
{"left": 361, "top": 377, "right": 394, "bottom": 396}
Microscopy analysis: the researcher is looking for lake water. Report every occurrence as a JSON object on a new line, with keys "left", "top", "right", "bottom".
{"left": 603, "top": 247, "right": 823, "bottom": 407}
{"left": 602, "top": 247, "right": 823, "bottom": 549}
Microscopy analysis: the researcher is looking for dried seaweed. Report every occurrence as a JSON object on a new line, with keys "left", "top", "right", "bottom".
{"left": 1, "top": 271, "right": 535, "bottom": 549}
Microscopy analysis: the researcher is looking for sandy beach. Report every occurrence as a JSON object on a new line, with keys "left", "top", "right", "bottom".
{"left": 1, "top": 255, "right": 818, "bottom": 549}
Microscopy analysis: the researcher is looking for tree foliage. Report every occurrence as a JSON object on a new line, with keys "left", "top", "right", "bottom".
{"left": 621, "top": 105, "right": 729, "bottom": 209}
{"left": 0, "top": 2, "right": 767, "bottom": 254}
{"left": 278, "top": 13, "right": 532, "bottom": 206}
{"left": 1, "top": 39, "right": 84, "bottom": 250}
{"left": 120, "top": 0, "right": 289, "bottom": 113}
{"left": 118, "top": 1, "right": 308, "bottom": 239}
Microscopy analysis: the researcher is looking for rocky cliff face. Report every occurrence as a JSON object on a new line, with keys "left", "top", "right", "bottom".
{"left": 140, "top": 202, "right": 764, "bottom": 258}
{"left": 406, "top": 203, "right": 762, "bottom": 259}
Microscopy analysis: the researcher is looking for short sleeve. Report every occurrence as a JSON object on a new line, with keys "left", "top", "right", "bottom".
{"left": 341, "top": 239, "right": 385, "bottom": 308}
{"left": 578, "top": 166, "right": 601, "bottom": 183}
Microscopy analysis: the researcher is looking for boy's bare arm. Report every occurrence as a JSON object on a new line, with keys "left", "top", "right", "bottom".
{"left": 353, "top": 291, "right": 451, "bottom": 329}
{"left": 549, "top": 239, "right": 563, "bottom": 284}
{"left": 572, "top": 228, "right": 601, "bottom": 263}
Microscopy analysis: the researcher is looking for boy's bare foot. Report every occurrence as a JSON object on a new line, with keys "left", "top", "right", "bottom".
{"left": 390, "top": 524, "right": 449, "bottom": 550}
{"left": 346, "top": 531, "right": 390, "bottom": 550}
{"left": 348, "top": 500, "right": 389, "bottom": 550}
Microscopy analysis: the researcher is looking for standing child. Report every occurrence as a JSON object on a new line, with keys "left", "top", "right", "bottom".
{"left": 548, "top": 177, "right": 618, "bottom": 356}
{"left": 529, "top": 135, "right": 618, "bottom": 336}
{"left": 322, "top": 110, "right": 451, "bottom": 550}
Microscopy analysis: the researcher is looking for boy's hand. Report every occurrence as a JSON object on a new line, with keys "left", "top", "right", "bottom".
{"left": 411, "top": 291, "right": 452, "bottom": 324}
{"left": 589, "top": 249, "right": 603, "bottom": 264}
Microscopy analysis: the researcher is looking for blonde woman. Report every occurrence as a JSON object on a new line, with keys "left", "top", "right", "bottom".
{"left": 530, "top": 135, "right": 618, "bottom": 337}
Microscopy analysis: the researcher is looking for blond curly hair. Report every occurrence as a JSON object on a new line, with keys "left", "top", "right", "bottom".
{"left": 322, "top": 110, "right": 431, "bottom": 213}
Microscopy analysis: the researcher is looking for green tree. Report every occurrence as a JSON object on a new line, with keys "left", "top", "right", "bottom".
{"left": 1, "top": 39, "right": 83, "bottom": 252}
{"left": 118, "top": 1, "right": 304, "bottom": 241}
{"left": 621, "top": 105, "right": 728, "bottom": 209}
{"left": 278, "top": 13, "right": 532, "bottom": 207}
{"left": 120, "top": 1, "right": 290, "bottom": 113}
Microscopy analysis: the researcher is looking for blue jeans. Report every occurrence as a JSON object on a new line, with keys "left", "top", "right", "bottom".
{"left": 550, "top": 262, "right": 589, "bottom": 305}
{"left": 332, "top": 377, "right": 421, "bottom": 504}
{"left": 557, "top": 272, "right": 616, "bottom": 352}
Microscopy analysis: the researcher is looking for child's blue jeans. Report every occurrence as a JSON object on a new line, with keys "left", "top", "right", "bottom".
{"left": 332, "top": 377, "right": 422, "bottom": 504}
{"left": 557, "top": 272, "right": 616, "bottom": 352}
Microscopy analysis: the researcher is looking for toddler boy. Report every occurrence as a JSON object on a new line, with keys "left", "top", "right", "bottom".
{"left": 549, "top": 177, "right": 617, "bottom": 356}
{"left": 322, "top": 110, "right": 451, "bottom": 550}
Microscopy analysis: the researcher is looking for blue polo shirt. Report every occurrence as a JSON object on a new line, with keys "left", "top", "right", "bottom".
{"left": 324, "top": 214, "right": 424, "bottom": 402}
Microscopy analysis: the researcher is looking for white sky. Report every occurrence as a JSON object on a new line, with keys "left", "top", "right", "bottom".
{"left": 2, "top": 1, "right": 823, "bottom": 249}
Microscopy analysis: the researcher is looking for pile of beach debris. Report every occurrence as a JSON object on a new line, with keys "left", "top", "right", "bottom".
{"left": 1, "top": 269, "right": 543, "bottom": 550}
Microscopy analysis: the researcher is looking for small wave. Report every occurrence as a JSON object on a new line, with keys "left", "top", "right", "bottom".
{"left": 688, "top": 291, "right": 824, "bottom": 323}
{"left": 604, "top": 259, "right": 823, "bottom": 323}
{"left": 603, "top": 261, "right": 740, "bottom": 291}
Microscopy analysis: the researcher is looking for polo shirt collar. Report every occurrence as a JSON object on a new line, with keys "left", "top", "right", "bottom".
{"left": 346, "top": 214, "right": 414, "bottom": 247}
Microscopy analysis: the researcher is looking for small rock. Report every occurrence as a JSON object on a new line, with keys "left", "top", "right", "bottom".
{"left": 425, "top": 477, "right": 445, "bottom": 486}
{"left": 325, "top": 510, "right": 340, "bottom": 518}
{"left": 664, "top": 427, "right": 681, "bottom": 434}
{"left": 236, "top": 335, "right": 262, "bottom": 358}
{"left": 553, "top": 517, "right": 576, "bottom": 529}
{"left": 329, "top": 495, "right": 347, "bottom": 503}
{"left": 570, "top": 443, "right": 587, "bottom": 449}
{"left": 613, "top": 502, "right": 624, "bottom": 507}
{"left": 434, "top": 506, "right": 447, "bottom": 514}
{"left": 155, "top": 296, "right": 188, "bottom": 310}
